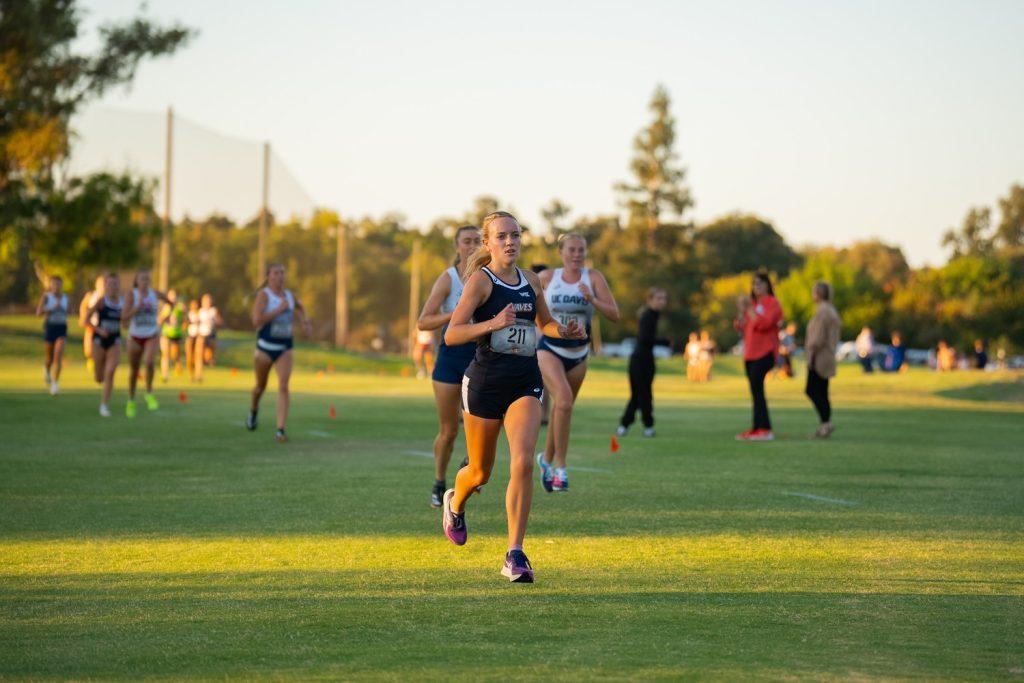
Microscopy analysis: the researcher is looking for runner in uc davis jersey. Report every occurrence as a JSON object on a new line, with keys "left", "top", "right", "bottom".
{"left": 536, "top": 233, "right": 619, "bottom": 493}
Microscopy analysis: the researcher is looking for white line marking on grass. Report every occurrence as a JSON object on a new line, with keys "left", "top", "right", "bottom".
{"left": 782, "top": 491, "right": 857, "bottom": 506}
{"left": 568, "top": 465, "right": 612, "bottom": 474}
{"left": 307, "top": 430, "right": 332, "bottom": 438}
{"left": 404, "top": 450, "right": 435, "bottom": 459}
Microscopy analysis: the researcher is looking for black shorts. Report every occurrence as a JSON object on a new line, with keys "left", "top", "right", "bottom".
{"left": 94, "top": 334, "right": 120, "bottom": 350}
{"left": 461, "top": 359, "right": 544, "bottom": 420}
{"left": 44, "top": 324, "right": 67, "bottom": 343}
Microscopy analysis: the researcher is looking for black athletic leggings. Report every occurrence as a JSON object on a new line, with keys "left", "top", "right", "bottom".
{"left": 621, "top": 353, "right": 655, "bottom": 428}
{"left": 805, "top": 368, "right": 831, "bottom": 423}
{"left": 744, "top": 352, "right": 774, "bottom": 431}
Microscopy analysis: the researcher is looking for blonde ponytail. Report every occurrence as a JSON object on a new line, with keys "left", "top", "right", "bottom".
{"left": 462, "top": 211, "right": 518, "bottom": 282}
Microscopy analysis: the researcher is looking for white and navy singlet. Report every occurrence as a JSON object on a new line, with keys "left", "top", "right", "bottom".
{"left": 128, "top": 288, "right": 160, "bottom": 340}
{"left": 43, "top": 293, "right": 69, "bottom": 342}
{"left": 539, "top": 267, "right": 594, "bottom": 370}
{"left": 256, "top": 287, "right": 295, "bottom": 362}
{"left": 461, "top": 267, "right": 544, "bottom": 420}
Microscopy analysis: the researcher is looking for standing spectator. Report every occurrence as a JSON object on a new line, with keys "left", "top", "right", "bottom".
{"left": 735, "top": 272, "right": 782, "bottom": 441}
{"left": 973, "top": 339, "right": 988, "bottom": 370}
{"left": 776, "top": 322, "right": 797, "bottom": 379}
{"left": 685, "top": 332, "right": 701, "bottom": 382}
{"left": 698, "top": 330, "right": 716, "bottom": 382}
{"left": 882, "top": 331, "right": 907, "bottom": 373}
{"left": 413, "top": 328, "right": 435, "bottom": 379}
{"left": 804, "top": 281, "right": 841, "bottom": 438}
{"left": 856, "top": 326, "right": 875, "bottom": 373}
{"left": 937, "top": 340, "right": 956, "bottom": 372}
{"left": 617, "top": 287, "right": 668, "bottom": 438}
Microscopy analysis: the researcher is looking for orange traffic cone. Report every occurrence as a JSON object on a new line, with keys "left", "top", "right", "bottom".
{"left": 610, "top": 435, "right": 620, "bottom": 453}
{"left": 329, "top": 404, "right": 337, "bottom": 419}
{"left": 178, "top": 391, "right": 188, "bottom": 404}
{"left": 231, "top": 367, "right": 238, "bottom": 376}
{"left": 316, "top": 370, "right": 325, "bottom": 378}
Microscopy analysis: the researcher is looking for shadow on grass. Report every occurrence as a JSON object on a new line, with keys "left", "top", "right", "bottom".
{"left": 936, "top": 378, "right": 1024, "bottom": 403}
{"left": 1, "top": 572, "right": 1021, "bottom": 679}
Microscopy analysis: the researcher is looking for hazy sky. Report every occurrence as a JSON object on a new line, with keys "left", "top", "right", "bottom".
{"left": 77, "top": 0, "right": 1024, "bottom": 265}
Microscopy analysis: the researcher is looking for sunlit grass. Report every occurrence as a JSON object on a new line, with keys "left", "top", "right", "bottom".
{"left": 0, "top": 316, "right": 1022, "bottom": 679}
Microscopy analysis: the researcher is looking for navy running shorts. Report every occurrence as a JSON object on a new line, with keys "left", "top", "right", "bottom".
{"left": 461, "top": 360, "right": 544, "bottom": 420}
{"left": 432, "top": 342, "right": 476, "bottom": 385}
{"left": 44, "top": 323, "right": 67, "bottom": 343}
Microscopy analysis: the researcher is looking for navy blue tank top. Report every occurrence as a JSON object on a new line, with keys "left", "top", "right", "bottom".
{"left": 97, "top": 297, "right": 123, "bottom": 338}
{"left": 472, "top": 266, "right": 538, "bottom": 372}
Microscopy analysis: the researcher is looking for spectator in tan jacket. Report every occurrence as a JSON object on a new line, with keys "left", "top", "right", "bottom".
{"left": 804, "top": 281, "right": 842, "bottom": 438}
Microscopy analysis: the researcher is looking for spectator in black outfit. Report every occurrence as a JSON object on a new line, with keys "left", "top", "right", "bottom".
{"left": 973, "top": 339, "right": 988, "bottom": 369}
{"left": 617, "top": 287, "right": 667, "bottom": 438}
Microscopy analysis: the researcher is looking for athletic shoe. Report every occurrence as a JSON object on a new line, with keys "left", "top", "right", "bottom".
{"left": 747, "top": 429, "right": 775, "bottom": 441}
{"left": 49, "top": 381, "right": 58, "bottom": 396}
{"left": 643, "top": 427, "right": 656, "bottom": 438}
{"left": 99, "top": 404, "right": 111, "bottom": 418}
{"left": 500, "top": 549, "right": 535, "bottom": 583}
{"left": 552, "top": 467, "right": 569, "bottom": 492}
{"left": 537, "top": 452, "right": 554, "bottom": 493}
{"left": 275, "top": 428, "right": 288, "bottom": 443}
{"left": 431, "top": 481, "right": 445, "bottom": 508}
{"left": 735, "top": 429, "right": 756, "bottom": 441}
{"left": 441, "top": 489, "right": 467, "bottom": 545}
{"left": 245, "top": 411, "right": 258, "bottom": 431}
{"left": 615, "top": 425, "right": 628, "bottom": 437}
{"left": 125, "top": 400, "right": 137, "bottom": 419}
{"left": 144, "top": 393, "right": 159, "bottom": 411}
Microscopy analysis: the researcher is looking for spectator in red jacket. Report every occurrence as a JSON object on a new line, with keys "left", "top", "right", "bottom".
{"left": 734, "top": 272, "right": 783, "bottom": 441}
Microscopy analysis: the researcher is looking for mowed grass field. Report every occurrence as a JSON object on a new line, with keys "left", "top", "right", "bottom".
{"left": 0, "top": 316, "right": 1022, "bottom": 680}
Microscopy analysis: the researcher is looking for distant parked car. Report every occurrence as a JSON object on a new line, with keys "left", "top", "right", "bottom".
{"left": 600, "top": 337, "right": 672, "bottom": 359}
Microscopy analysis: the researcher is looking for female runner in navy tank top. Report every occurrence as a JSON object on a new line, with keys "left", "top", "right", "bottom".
{"left": 247, "top": 263, "right": 313, "bottom": 442}
{"left": 441, "top": 212, "right": 585, "bottom": 583}
{"left": 416, "top": 225, "right": 482, "bottom": 508}
{"left": 84, "top": 273, "right": 124, "bottom": 417}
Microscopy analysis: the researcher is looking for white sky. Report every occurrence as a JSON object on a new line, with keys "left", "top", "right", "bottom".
{"left": 76, "top": 0, "right": 1024, "bottom": 266}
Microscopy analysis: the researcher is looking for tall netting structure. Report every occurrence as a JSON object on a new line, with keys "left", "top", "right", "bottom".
{"left": 67, "top": 106, "right": 317, "bottom": 285}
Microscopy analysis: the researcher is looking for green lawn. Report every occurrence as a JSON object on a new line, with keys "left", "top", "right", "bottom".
{"left": 1, "top": 315, "right": 1022, "bottom": 680}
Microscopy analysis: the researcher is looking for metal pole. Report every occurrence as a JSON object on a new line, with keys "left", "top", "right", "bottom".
{"left": 158, "top": 106, "right": 173, "bottom": 291}
{"left": 407, "top": 239, "right": 422, "bottom": 358}
{"left": 257, "top": 141, "right": 270, "bottom": 284}
{"left": 334, "top": 221, "right": 349, "bottom": 348}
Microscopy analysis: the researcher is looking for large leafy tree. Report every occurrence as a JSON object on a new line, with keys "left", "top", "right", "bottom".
{"left": 0, "top": 0, "right": 193, "bottom": 298}
{"left": 693, "top": 213, "right": 800, "bottom": 278}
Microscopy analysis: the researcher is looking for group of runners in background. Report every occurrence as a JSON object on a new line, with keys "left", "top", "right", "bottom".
{"left": 37, "top": 272, "right": 224, "bottom": 415}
